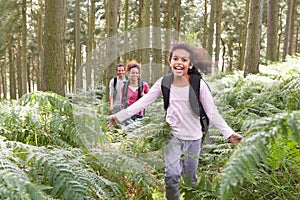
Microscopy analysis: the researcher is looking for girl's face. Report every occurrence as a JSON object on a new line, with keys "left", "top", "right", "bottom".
{"left": 128, "top": 67, "right": 140, "bottom": 82}
{"left": 170, "top": 49, "right": 192, "bottom": 78}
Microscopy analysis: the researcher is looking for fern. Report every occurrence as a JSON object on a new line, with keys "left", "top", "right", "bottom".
{"left": 0, "top": 140, "right": 51, "bottom": 200}
{"left": 220, "top": 111, "right": 300, "bottom": 200}
{"left": 0, "top": 92, "right": 78, "bottom": 148}
{"left": 0, "top": 138, "right": 122, "bottom": 199}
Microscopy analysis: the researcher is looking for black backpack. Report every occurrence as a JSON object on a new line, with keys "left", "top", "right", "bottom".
{"left": 161, "top": 73, "right": 209, "bottom": 135}
{"left": 121, "top": 78, "right": 144, "bottom": 109}
{"left": 113, "top": 76, "right": 128, "bottom": 89}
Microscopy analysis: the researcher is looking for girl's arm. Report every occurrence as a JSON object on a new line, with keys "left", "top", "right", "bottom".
{"left": 199, "top": 79, "right": 234, "bottom": 139}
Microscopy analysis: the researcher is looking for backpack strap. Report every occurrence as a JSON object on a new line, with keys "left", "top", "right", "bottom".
{"left": 122, "top": 78, "right": 144, "bottom": 109}
{"left": 122, "top": 80, "right": 129, "bottom": 108}
{"left": 161, "top": 73, "right": 174, "bottom": 110}
{"left": 161, "top": 73, "right": 209, "bottom": 133}
{"left": 114, "top": 75, "right": 129, "bottom": 89}
{"left": 190, "top": 74, "right": 209, "bottom": 133}
{"left": 113, "top": 76, "right": 117, "bottom": 89}
{"left": 138, "top": 78, "right": 143, "bottom": 99}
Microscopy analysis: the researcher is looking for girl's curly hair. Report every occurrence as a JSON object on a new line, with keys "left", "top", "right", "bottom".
{"left": 126, "top": 60, "right": 141, "bottom": 72}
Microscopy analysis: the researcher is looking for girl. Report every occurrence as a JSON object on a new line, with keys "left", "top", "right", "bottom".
{"left": 110, "top": 43, "right": 242, "bottom": 199}
{"left": 120, "top": 60, "right": 149, "bottom": 125}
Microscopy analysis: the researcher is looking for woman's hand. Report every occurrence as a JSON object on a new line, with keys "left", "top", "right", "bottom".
{"left": 229, "top": 133, "right": 243, "bottom": 146}
{"left": 108, "top": 115, "right": 118, "bottom": 127}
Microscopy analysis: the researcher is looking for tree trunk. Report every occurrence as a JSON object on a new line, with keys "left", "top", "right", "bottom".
{"left": 124, "top": 0, "right": 129, "bottom": 62}
{"left": 86, "top": 0, "right": 95, "bottom": 90}
{"left": 164, "top": 0, "right": 172, "bottom": 71}
{"left": 105, "top": 0, "right": 118, "bottom": 101}
{"left": 43, "top": 0, "right": 65, "bottom": 96}
{"left": 288, "top": 0, "right": 296, "bottom": 55}
{"left": 75, "top": 0, "right": 82, "bottom": 91}
{"left": 243, "top": 0, "right": 264, "bottom": 77}
{"left": 239, "top": 0, "right": 250, "bottom": 70}
{"left": 282, "top": 0, "right": 292, "bottom": 61}
{"left": 215, "top": 0, "right": 223, "bottom": 64}
{"left": 296, "top": 25, "right": 299, "bottom": 53}
{"left": 202, "top": 0, "right": 208, "bottom": 48}
{"left": 21, "top": 0, "right": 27, "bottom": 96}
{"left": 2, "top": 50, "right": 7, "bottom": 98}
{"left": 141, "top": 0, "right": 150, "bottom": 82}
{"left": 174, "top": 0, "right": 181, "bottom": 41}
{"left": 152, "top": 0, "right": 162, "bottom": 82}
{"left": 8, "top": 35, "right": 16, "bottom": 99}
{"left": 266, "top": 0, "right": 279, "bottom": 63}
{"left": 207, "top": 0, "right": 216, "bottom": 58}
{"left": 17, "top": 35, "right": 22, "bottom": 98}
{"left": 277, "top": 6, "right": 284, "bottom": 61}
{"left": 37, "top": 0, "right": 43, "bottom": 91}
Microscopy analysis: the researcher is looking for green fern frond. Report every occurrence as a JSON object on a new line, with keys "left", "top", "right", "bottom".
{"left": 25, "top": 148, "right": 99, "bottom": 199}
{"left": 1, "top": 139, "right": 121, "bottom": 199}
{"left": 220, "top": 111, "right": 300, "bottom": 200}
{"left": 0, "top": 141, "right": 50, "bottom": 200}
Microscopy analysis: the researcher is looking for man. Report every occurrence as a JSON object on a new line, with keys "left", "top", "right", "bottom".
{"left": 109, "top": 63, "right": 127, "bottom": 113}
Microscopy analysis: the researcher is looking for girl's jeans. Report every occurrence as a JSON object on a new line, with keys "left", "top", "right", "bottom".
{"left": 164, "top": 137, "right": 202, "bottom": 200}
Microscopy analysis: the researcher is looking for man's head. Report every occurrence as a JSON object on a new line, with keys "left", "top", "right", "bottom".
{"left": 116, "top": 63, "right": 125, "bottom": 78}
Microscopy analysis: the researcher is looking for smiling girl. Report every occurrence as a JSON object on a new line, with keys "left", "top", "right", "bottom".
{"left": 120, "top": 60, "right": 149, "bottom": 125}
{"left": 109, "top": 43, "right": 243, "bottom": 200}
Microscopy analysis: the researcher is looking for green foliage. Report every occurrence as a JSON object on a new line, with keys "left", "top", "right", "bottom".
{"left": 220, "top": 111, "right": 300, "bottom": 200}
{"left": 0, "top": 138, "right": 121, "bottom": 199}
{"left": 0, "top": 92, "right": 77, "bottom": 147}
{"left": 212, "top": 58, "right": 300, "bottom": 132}
{"left": 1, "top": 59, "right": 300, "bottom": 199}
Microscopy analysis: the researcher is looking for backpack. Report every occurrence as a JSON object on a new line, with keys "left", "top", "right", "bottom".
{"left": 161, "top": 73, "right": 209, "bottom": 136}
{"left": 113, "top": 76, "right": 128, "bottom": 89}
{"left": 122, "top": 78, "right": 144, "bottom": 109}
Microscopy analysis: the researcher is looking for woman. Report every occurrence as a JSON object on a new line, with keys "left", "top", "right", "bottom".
{"left": 120, "top": 60, "right": 149, "bottom": 125}
{"left": 110, "top": 43, "right": 242, "bottom": 199}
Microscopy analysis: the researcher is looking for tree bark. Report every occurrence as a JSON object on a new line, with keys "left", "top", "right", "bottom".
{"left": 239, "top": 0, "right": 250, "bottom": 70}
{"left": 17, "top": 35, "right": 22, "bottom": 98}
{"left": 8, "top": 35, "right": 16, "bottom": 99}
{"left": 86, "top": 0, "right": 95, "bottom": 90}
{"left": 43, "top": 0, "right": 66, "bottom": 96}
{"left": 174, "top": 0, "right": 181, "bottom": 41}
{"left": 243, "top": 0, "right": 264, "bottom": 77}
{"left": 75, "top": 0, "right": 82, "bottom": 91}
{"left": 202, "top": 0, "right": 208, "bottom": 49}
{"left": 105, "top": 0, "right": 118, "bottom": 101}
{"left": 21, "top": 0, "right": 27, "bottom": 96}
{"left": 266, "top": 0, "right": 279, "bottom": 63}
{"left": 215, "top": 0, "right": 223, "bottom": 63}
{"left": 207, "top": 0, "right": 216, "bottom": 58}
{"left": 152, "top": 0, "right": 162, "bottom": 82}
{"left": 282, "top": 0, "right": 292, "bottom": 61}
{"left": 37, "top": 0, "right": 43, "bottom": 91}
{"left": 164, "top": 0, "right": 172, "bottom": 71}
{"left": 141, "top": 0, "right": 151, "bottom": 82}
{"left": 288, "top": 0, "right": 296, "bottom": 55}
{"left": 2, "top": 50, "right": 7, "bottom": 98}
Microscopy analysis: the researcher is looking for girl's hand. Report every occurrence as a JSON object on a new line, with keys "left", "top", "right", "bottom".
{"left": 229, "top": 133, "right": 243, "bottom": 146}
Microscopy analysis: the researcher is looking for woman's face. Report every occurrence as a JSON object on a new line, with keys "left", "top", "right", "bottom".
{"left": 128, "top": 67, "right": 140, "bottom": 82}
{"left": 169, "top": 49, "right": 192, "bottom": 78}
